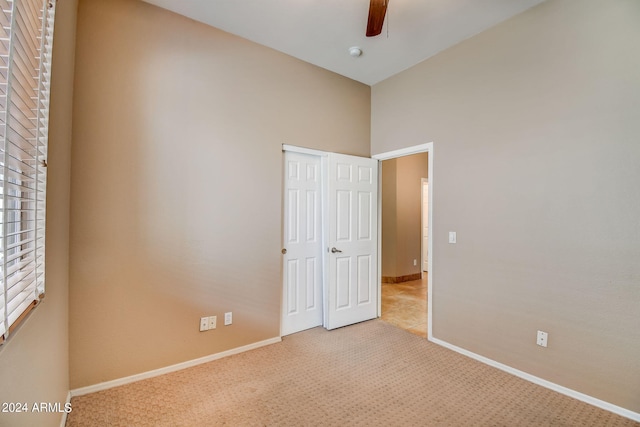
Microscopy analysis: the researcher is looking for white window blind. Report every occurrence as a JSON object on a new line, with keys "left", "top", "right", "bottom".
{"left": 0, "top": 0, "right": 55, "bottom": 343}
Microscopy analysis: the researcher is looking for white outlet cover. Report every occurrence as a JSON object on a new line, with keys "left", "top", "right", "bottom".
{"left": 224, "top": 312, "right": 232, "bottom": 326}
{"left": 449, "top": 231, "right": 457, "bottom": 244}
{"left": 536, "top": 330, "right": 548, "bottom": 347}
{"left": 208, "top": 316, "right": 217, "bottom": 329}
{"left": 199, "top": 317, "right": 208, "bottom": 332}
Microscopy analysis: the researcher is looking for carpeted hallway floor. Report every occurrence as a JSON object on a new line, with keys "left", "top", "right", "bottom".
{"left": 66, "top": 319, "right": 638, "bottom": 426}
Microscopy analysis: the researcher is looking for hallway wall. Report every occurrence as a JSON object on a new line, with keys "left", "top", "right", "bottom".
{"left": 381, "top": 153, "right": 428, "bottom": 281}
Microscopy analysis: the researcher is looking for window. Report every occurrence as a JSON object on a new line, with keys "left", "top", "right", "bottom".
{"left": 0, "top": 0, "right": 56, "bottom": 344}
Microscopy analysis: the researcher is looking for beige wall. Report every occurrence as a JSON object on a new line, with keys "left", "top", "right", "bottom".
{"left": 372, "top": 0, "right": 640, "bottom": 413}
{"left": 381, "top": 160, "right": 397, "bottom": 276}
{"left": 381, "top": 153, "right": 428, "bottom": 279}
{"left": 0, "top": 1, "right": 78, "bottom": 426}
{"left": 69, "top": 0, "right": 370, "bottom": 389}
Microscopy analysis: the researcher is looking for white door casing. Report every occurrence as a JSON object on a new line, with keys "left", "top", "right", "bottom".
{"left": 325, "top": 153, "right": 378, "bottom": 330}
{"left": 422, "top": 180, "right": 429, "bottom": 272}
{"left": 372, "top": 142, "right": 433, "bottom": 339}
{"left": 281, "top": 152, "right": 324, "bottom": 336}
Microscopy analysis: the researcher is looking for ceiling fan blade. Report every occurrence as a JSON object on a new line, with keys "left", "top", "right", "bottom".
{"left": 366, "top": 0, "right": 388, "bottom": 37}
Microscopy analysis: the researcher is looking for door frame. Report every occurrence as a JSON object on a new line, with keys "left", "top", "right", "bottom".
{"left": 421, "top": 178, "right": 429, "bottom": 276}
{"left": 372, "top": 143, "right": 434, "bottom": 340}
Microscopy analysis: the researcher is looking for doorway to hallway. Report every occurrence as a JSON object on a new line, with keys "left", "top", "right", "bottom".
{"left": 377, "top": 149, "right": 430, "bottom": 338}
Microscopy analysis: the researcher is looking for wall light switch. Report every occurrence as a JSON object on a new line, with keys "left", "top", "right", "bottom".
{"left": 449, "top": 231, "right": 457, "bottom": 244}
{"left": 224, "top": 312, "right": 232, "bottom": 326}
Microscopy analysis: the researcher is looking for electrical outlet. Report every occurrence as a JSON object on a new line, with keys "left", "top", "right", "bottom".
{"left": 536, "top": 330, "right": 548, "bottom": 347}
{"left": 208, "top": 316, "right": 217, "bottom": 330}
{"left": 224, "top": 312, "right": 232, "bottom": 326}
{"left": 199, "top": 317, "right": 209, "bottom": 332}
{"left": 413, "top": 259, "right": 417, "bottom": 266}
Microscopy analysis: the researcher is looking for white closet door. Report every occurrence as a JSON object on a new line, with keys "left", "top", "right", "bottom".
{"left": 325, "top": 153, "right": 378, "bottom": 330}
{"left": 281, "top": 152, "right": 324, "bottom": 335}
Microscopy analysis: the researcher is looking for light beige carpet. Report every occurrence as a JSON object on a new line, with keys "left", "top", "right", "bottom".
{"left": 66, "top": 320, "right": 638, "bottom": 426}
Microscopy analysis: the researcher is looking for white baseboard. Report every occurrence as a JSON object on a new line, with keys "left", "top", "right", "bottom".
{"left": 59, "top": 391, "right": 71, "bottom": 427}
{"left": 69, "top": 336, "right": 282, "bottom": 397}
{"left": 429, "top": 336, "right": 640, "bottom": 423}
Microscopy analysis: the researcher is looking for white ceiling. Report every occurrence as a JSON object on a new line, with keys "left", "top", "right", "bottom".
{"left": 141, "top": 0, "right": 545, "bottom": 86}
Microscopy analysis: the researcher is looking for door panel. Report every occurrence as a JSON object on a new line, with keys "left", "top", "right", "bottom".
{"left": 326, "top": 153, "right": 378, "bottom": 329}
{"left": 286, "top": 259, "right": 298, "bottom": 314}
{"left": 358, "top": 192, "right": 372, "bottom": 239}
{"left": 282, "top": 152, "right": 323, "bottom": 335}
{"left": 336, "top": 257, "right": 351, "bottom": 309}
{"left": 357, "top": 255, "right": 372, "bottom": 304}
{"left": 306, "top": 257, "right": 318, "bottom": 309}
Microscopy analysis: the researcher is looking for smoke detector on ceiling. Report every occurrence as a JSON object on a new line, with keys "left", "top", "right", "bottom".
{"left": 348, "top": 46, "right": 362, "bottom": 58}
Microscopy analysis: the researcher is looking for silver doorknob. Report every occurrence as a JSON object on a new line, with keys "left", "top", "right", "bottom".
{"left": 281, "top": 248, "right": 287, "bottom": 254}
{"left": 331, "top": 247, "right": 342, "bottom": 253}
